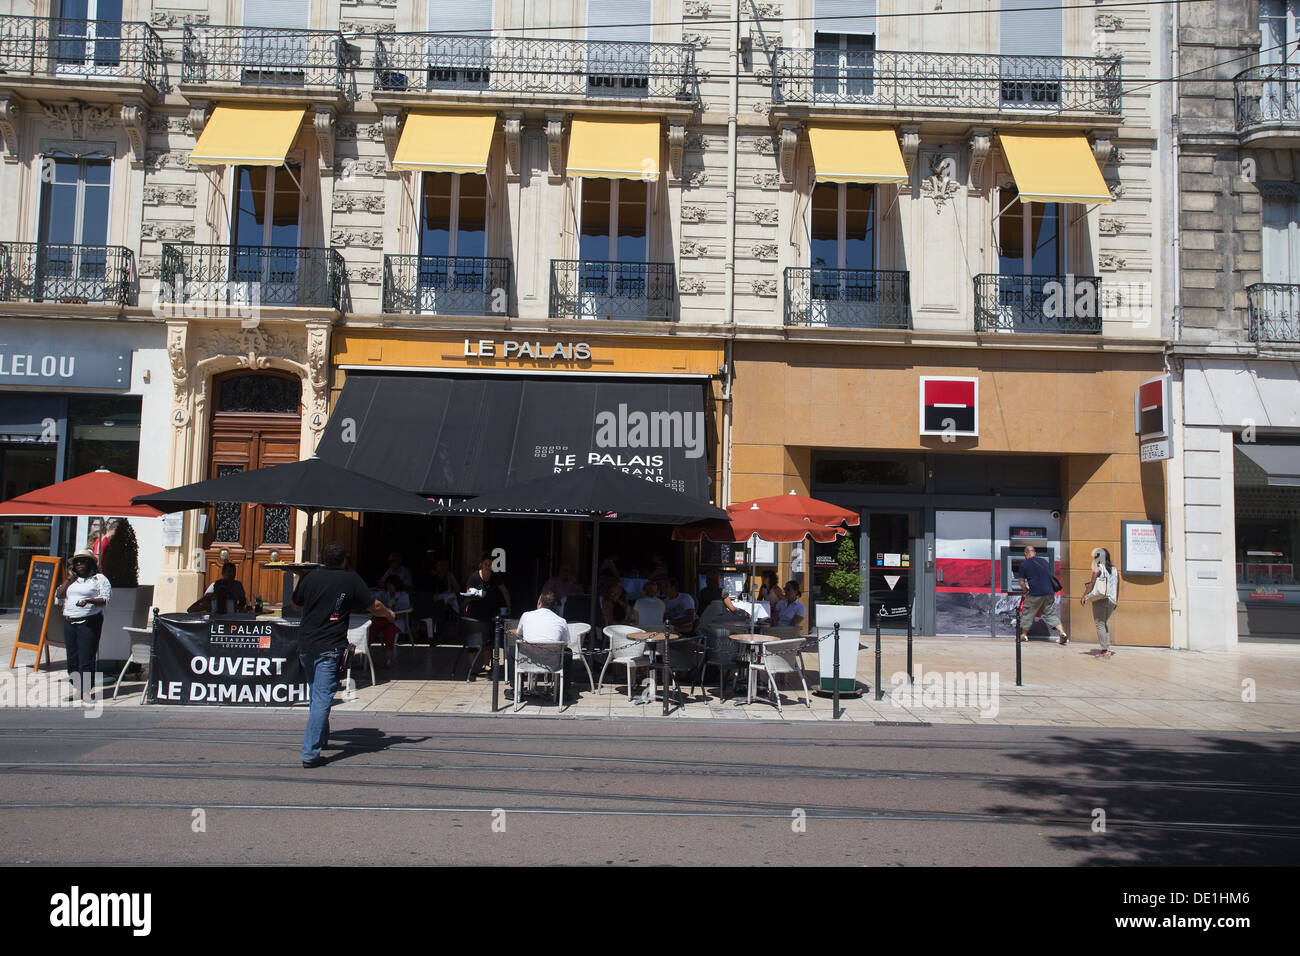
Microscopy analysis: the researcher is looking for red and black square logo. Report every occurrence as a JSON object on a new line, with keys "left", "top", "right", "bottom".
{"left": 920, "top": 377, "right": 978, "bottom": 436}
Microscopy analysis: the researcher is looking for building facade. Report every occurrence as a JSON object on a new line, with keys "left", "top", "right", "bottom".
{"left": 0, "top": 1, "right": 1173, "bottom": 644}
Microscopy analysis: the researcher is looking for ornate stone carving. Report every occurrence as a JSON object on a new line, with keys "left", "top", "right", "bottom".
{"left": 752, "top": 242, "right": 778, "bottom": 261}
{"left": 1091, "top": 135, "right": 1114, "bottom": 168}
{"left": 681, "top": 205, "right": 707, "bottom": 224}
{"left": 752, "top": 207, "right": 778, "bottom": 225}
{"left": 143, "top": 186, "right": 197, "bottom": 206}
{"left": 336, "top": 121, "right": 358, "bottom": 140}
{"left": 754, "top": 67, "right": 772, "bottom": 85}
{"left": 1099, "top": 216, "right": 1126, "bottom": 236}
{"left": 339, "top": 157, "right": 388, "bottom": 179}
{"left": 121, "top": 100, "right": 148, "bottom": 167}
{"left": 141, "top": 221, "right": 196, "bottom": 240}
{"left": 1098, "top": 253, "right": 1126, "bottom": 271}
{"left": 751, "top": 279, "right": 777, "bottom": 297}
{"left": 968, "top": 128, "right": 991, "bottom": 191}
{"left": 778, "top": 122, "right": 797, "bottom": 184}
{"left": 339, "top": 20, "right": 396, "bottom": 33}
{"left": 146, "top": 150, "right": 193, "bottom": 171}
{"left": 546, "top": 113, "right": 564, "bottom": 183}
{"left": 187, "top": 100, "right": 209, "bottom": 137}
{"left": 304, "top": 323, "right": 330, "bottom": 433}
{"left": 753, "top": 2, "right": 782, "bottom": 16}
{"left": 167, "top": 323, "right": 190, "bottom": 427}
{"left": 1095, "top": 14, "right": 1123, "bottom": 30}
{"left": 1109, "top": 181, "right": 1125, "bottom": 200}
{"left": 682, "top": 32, "right": 710, "bottom": 50}
{"left": 504, "top": 111, "right": 523, "bottom": 181}
{"left": 680, "top": 240, "right": 710, "bottom": 258}
{"left": 138, "top": 256, "right": 162, "bottom": 279}
{"left": 148, "top": 113, "right": 192, "bottom": 135}
{"left": 332, "top": 191, "right": 384, "bottom": 214}
{"left": 42, "top": 102, "right": 115, "bottom": 137}
{"left": 685, "top": 132, "right": 707, "bottom": 151}
{"left": 679, "top": 276, "right": 707, "bottom": 295}
{"left": 752, "top": 171, "right": 780, "bottom": 189}
{"left": 752, "top": 101, "right": 772, "bottom": 118}
{"left": 346, "top": 265, "right": 381, "bottom": 284}
{"left": 685, "top": 168, "right": 709, "bottom": 188}
{"left": 683, "top": 1, "right": 711, "bottom": 16}
{"left": 919, "top": 153, "right": 960, "bottom": 213}
{"left": 340, "top": 0, "right": 397, "bottom": 6}
{"left": 0, "top": 97, "right": 21, "bottom": 162}
{"left": 150, "top": 11, "right": 210, "bottom": 29}
{"left": 330, "top": 228, "right": 384, "bottom": 247}
{"left": 381, "top": 110, "right": 401, "bottom": 154}
{"left": 898, "top": 126, "right": 920, "bottom": 186}
{"left": 314, "top": 107, "right": 336, "bottom": 171}
{"left": 750, "top": 135, "right": 776, "bottom": 155}
{"left": 668, "top": 121, "right": 685, "bottom": 184}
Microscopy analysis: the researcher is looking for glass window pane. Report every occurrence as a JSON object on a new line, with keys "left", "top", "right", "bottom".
{"left": 998, "top": 188, "right": 1025, "bottom": 274}
{"left": 456, "top": 174, "right": 487, "bottom": 259}
{"left": 1030, "top": 202, "right": 1060, "bottom": 275}
{"left": 217, "top": 374, "right": 300, "bottom": 414}
{"left": 269, "top": 165, "right": 300, "bottom": 248}
{"left": 810, "top": 183, "right": 838, "bottom": 269}
{"left": 234, "top": 167, "right": 267, "bottom": 246}
{"left": 843, "top": 184, "right": 874, "bottom": 271}
{"left": 262, "top": 506, "right": 291, "bottom": 545}
{"left": 214, "top": 465, "right": 243, "bottom": 542}
{"left": 421, "top": 172, "right": 453, "bottom": 257}
{"left": 580, "top": 178, "right": 612, "bottom": 261}
{"left": 616, "top": 179, "right": 647, "bottom": 262}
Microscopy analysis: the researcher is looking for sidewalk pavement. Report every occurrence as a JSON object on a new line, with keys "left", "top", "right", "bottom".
{"left": 4, "top": 616, "right": 1297, "bottom": 732}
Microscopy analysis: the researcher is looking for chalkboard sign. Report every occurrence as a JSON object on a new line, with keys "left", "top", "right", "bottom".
{"left": 8, "top": 556, "right": 62, "bottom": 672}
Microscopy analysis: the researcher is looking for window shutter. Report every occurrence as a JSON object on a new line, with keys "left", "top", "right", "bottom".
{"left": 999, "top": 0, "right": 1063, "bottom": 58}
{"left": 587, "top": 0, "right": 651, "bottom": 43}
{"left": 815, "top": 0, "right": 876, "bottom": 37}
{"left": 427, "top": 0, "right": 494, "bottom": 34}
{"left": 1262, "top": 195, "right": 1298, "bottom": 284}
{"left": 241, "top": 0, "right": 311, "bottom": 29}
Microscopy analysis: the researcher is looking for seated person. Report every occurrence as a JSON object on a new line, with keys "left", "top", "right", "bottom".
{"left": 376, "top": 551, "right": 413, "bottom": 590}
{"left": 697, "top": 569, "right": 724, "bottom": 611}
{"left": 661, "top": 577, "right": 696, "bottom": 634}
{"left": 517, "top": 590, "right": 570, "bottom": 644}
{"left": 542, "top": 563, "right": 579, "bottom": 601}
{"left": 633, "top": 581, "right": 666, "bottom": 628}
{"left": 369, "top": 578, "right": 411, "bottom": 667}
{"left": 600, "top": 576, "right": 632, "bottom": 626}
{"left": 774, "top": 580, "right": 807, "bottom": 628}
{"left": 699, "top": 592, "right": 752, "bottom": 628}
{"left": 188, "top": 562, "right": 249, "bottom": 615}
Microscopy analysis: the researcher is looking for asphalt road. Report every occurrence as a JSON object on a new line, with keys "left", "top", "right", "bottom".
{"left": 1, "top": 708, "right": 1297, "bottom": 866}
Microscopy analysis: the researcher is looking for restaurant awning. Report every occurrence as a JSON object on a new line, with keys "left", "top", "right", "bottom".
{"left": 392, "top": 110, "right": 498, "bottom": 174}
{"left": 566, "top": 116, "right": 661, "bottom": 181}
{"left": 1236, "top": 443, "right": 1300, "bottom": 487}
{"left": 190, "top": 104, "right": 308, "bottom": 167}
{"left": 312, "top": 375, "right": 710, "bottom": 502}
{"left": 998, "top": 131, "right": 1112, "bottom": 204}
{"left": 807, "top": 124, "right": 908, "bottom": 185}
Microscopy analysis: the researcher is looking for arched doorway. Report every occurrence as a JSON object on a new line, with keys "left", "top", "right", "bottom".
{"left": 204, "top": 371, "right": 302, "bottom": 606}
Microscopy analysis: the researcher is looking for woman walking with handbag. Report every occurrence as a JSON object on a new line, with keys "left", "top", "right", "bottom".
{"left": 1081, "top": 547, "right": 1119, "bottom": 659}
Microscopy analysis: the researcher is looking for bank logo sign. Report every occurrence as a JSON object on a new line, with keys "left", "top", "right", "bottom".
{"left": 919, "top": 377, "right": 978, "bottom": 437}
{"left": 1134, "top": 374, "right": 1172, "bottom": 462}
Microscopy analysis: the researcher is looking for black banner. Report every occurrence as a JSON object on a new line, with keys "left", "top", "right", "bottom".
{"left": 146, "top": 615, "right": 308, "bottom": 706}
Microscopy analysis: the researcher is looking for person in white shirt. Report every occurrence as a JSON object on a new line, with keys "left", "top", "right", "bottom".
{"left": 1082, "top": 547, "right": 1120, "bottom": 659}
{"left": 661, "top": 577, "right": 696, "bottom": 633}
{"left": 54, "top": 549, "right": 111, "bottom": 700}
{"left": 633, "top": 581, "right": 666, "bottom": 628}
{"left": 516, "top": 591, "right": 570, "bottom": 643}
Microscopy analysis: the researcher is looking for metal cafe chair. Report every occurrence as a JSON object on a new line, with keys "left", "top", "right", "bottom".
{"left": 749, "top": 638, "right": 813, "bottom": 712}
{"left": 453, "top": 617, "right": 493, "bottom": 680}
{"left": 514, "top": 640, "right": 567, "bottom": 712}
{"left": 698, "top": 624, "right": 746, "bottom": 700}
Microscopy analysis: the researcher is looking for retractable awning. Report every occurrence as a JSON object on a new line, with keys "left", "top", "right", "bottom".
{"left": 190, "top": 104, "right": 307, "bottom": 166}
{"left": 998, "top": 131, "right": 1112, "bottom": 204}
{"left": 392, "top": 110, "right": 498, "bottom": 174}
{"left": 1236, "top": 443, "right": 1300, "bottom": 487}
{"left": 313, "top": 375, "right": 709, "bottom": 502}
{"left": 807, "top": 124, "right": 908, "bottom": 185}
{"left": 566, "top": 116, "right": 661, "bottom": 181}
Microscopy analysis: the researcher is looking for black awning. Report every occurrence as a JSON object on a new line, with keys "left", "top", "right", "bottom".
{"left": 314, "top": 375, "right": 712, "bottom": 501}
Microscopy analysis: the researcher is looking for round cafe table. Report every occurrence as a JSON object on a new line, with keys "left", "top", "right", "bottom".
{"left": 632, "top": 630, "right": 687, "bottom": 715}
{"left": 728, "top": 633, "right": 781, "bottom": 704}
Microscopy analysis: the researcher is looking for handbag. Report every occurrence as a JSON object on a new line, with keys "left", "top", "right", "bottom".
{"left": 1051, "top": 575, "right": 1064, "bottom": 593}
{"left": 1083, "top": 570, "right": 1109, "bottom": 604}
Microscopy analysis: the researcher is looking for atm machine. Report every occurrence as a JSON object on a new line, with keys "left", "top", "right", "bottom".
{"left": 1002, "top": 526, "right": 1054, "bottom": 592}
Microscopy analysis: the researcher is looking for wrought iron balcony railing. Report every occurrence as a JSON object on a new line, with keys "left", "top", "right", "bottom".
{"left": 383, "top": 254, "right": 511, "bottom": 316}
{"left": 0, "top": 242, "right": 135, "bottom": 306}
{"left": 1235, "top": 65, "right": 1300, "bottom": 133}
{"left": 1247, "top": 283, "right": 1300, "bottom": 344}
{"left": 0, "top": 15, "right": 164, "bottom": 90}
{"left": 374, "top": 33, "right": 695, "bottom": 102}
{"left": 974, "top": 273, "right": 1103, "bottom": 333}
{"left": 549, "top": 260, "right": 675, "bottom": 321}
{"left": 160, "top": 244, "right": 343, "bottom": 310}
{"left": 773, "top": 49, "right": 1122, "bottom": 114}
{"left": 784, "top": 267, "right": 910, "bottom": 329}
{"left": 181, "top": 24, "right": 354, "bottom": 92}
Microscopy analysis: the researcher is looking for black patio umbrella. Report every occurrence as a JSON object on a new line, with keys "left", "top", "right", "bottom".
{"left": 132, "top": 455, "right": 441, "bottom": 560}
{"left": 459, "top": 466, "right": 727, "bottom": 634}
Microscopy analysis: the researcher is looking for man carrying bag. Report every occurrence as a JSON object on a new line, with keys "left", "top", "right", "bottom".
{"left": 1016, "top": 545, "right": 1068, "bottom": 645}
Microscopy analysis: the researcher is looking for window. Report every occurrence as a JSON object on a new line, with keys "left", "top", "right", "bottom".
{"left": 997, "top": 187, "right": 1063, "bottom": 276}
{"left": 1260, "top": 191, "right": 1300, "bottom": 338}
{"left": 1261, "top": 0, "right": 1299, "bottom": 65}
{"left": 576, "top": 177, "right": 666, "bottom": 317}
{"left": 231, "top": 164, "right": 302, "bottom": 298}
{"left": 417, "top": 172, "right": 490, "bottom": 312}
{"left": 808, "top": 183, "right": 878, "bottom": 322}
{"left": 36, "top": 155, "right": 112, "bottom": 301}
{"left": 586, "top": 0, "right": 651, "bottom": 96}
{"left": 240, "top": 0, "right": 311, "bottom": 86}
{"left": 813, "top": 32, "right": 874, "bottom": 101}
{"left": 426, "top": 0, "right": 493, "bottom": 91}
{"left": 999, "top": 0, "right": 1063, "bottom": 108}
{"left": 53, "top": 0, "right": 123, "bottom": 73}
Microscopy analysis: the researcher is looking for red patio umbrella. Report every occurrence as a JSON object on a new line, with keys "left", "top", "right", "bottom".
{"left": 673, "top": 502, "right": 845, "bottom": 544}
{"left": 731, "top": 491, "right": 861, "bottom": 528}
{"left": 0, "top": 467, "right": 165, "bottom": 518}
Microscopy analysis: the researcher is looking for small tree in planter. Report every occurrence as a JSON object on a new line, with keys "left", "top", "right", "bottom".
{"left": 823, "top": 535, "right": 862, "bottom": 606}
{"left": 100, "top": 518, "right": 139, "bottom": 588}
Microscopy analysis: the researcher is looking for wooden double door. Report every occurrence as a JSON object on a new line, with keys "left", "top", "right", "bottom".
{"left": 204, "top": 385, "right": 302, "bottom": 606}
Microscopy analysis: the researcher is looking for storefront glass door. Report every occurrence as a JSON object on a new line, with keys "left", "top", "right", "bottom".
{"left": 864, "top": 510, "right": 919, "bottom": 631}
{"left": 934, "top": 509, "right": 994, "bottom": 636}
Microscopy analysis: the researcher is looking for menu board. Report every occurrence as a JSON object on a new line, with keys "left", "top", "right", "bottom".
{"left": 8, "top": 556, "right": 62, "bottom": 671}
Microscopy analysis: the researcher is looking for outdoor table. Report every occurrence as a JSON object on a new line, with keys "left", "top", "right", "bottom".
{"left": 727, "top": 633, "right": 782, "bottom": 704}
{"left": 633, "top": 630, "right": 687, "bottom": 715}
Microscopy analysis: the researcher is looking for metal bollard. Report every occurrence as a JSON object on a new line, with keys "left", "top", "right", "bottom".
{"left": 874, "top": 623, "right": 883, "bottom": 701}
{"left": 491, "top": 617, "right": 502, "bottom": 712}
{"left": 906, "top": 613, "right": 914, "bottom": 685}
{"left": 832, "top": 621, "right": 841, "bottom": 720}
{"left": 1015, "top": 628, "right": 1023, "bottom": 687}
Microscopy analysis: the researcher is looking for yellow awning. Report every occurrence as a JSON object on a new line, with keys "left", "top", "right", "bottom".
{"left": 807, "top": 124, "right": 908, "bottom": 185}
{"left": 566, "top": 116, "right": 660, "bottom": 181}
{"left": 392, "top": 110, "right": 497, "bottom": 174}
{"left": 998, "top": 131, "right": 1112, "bottom": 204}
{"left": 190, "top": 104, "right": 307, "bottom": 166}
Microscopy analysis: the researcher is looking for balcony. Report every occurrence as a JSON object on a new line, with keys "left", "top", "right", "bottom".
{"left": 1234, "top": 65, "right": 1300, "bottom": 146}
{"left": 383, "top": 254, "right": 511, "bottom": 316}
{"left": 181, "top": 24, "right": 354, "bottom": 99}
{"left": 160, "top": 244, "right": 343, "bottom": 311}
{"left": 0, "top": 242, "right": 134, "bottom": 307}
{"left": 974, "top": 274, "right": 1102, "bottom": 334}
{"left": 772, "top": 50, "right": 1122, "bottom": 119}
{"left": 0, "top": 15, "right": 164, "bottom": 97}
{"left": 373, "top": 33, "right": 695, "bottom": 107}
{"left": 549, "top": 260, "right": 675, "bottom": 322}
{"left": 784, "top": 267, "right": 910, "bottom": 329}
{"left": 1247, "top": 283, "right": 1300, "bottom": 344}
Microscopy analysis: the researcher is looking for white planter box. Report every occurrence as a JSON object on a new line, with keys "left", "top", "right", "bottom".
{"left": 813, "top": 604, "right": 863, "bottom": 693}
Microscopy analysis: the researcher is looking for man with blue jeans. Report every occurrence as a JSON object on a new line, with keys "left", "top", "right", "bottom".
{"left": 1016, "top": 545, "right": 1067, "bottom": 645}
{"left": 292, "top": 541, "right": 393, "bottom": 768}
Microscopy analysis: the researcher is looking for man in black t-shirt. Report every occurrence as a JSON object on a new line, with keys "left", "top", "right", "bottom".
{"left": 292, "top": 541, "right": 393, "bottom": 767}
